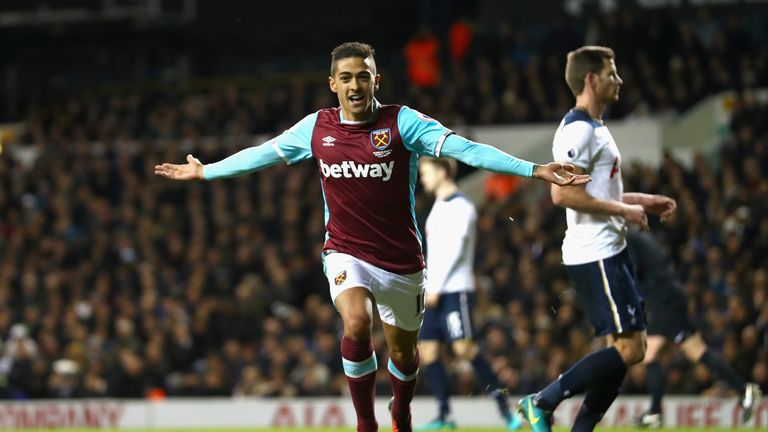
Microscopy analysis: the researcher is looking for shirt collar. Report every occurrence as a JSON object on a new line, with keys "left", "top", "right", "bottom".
{"left": 339, "top": 99, "right": 381, "bottom": 125}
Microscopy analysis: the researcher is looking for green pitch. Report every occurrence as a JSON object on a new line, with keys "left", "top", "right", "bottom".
{"left": 40, "top": 428, "right": 744, "bottom": 432}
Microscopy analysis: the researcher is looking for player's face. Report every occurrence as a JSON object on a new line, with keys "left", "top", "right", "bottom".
{"left": 594, "top": 58, "right": 623, "bottom": 103}
{"left": 329, "top": 56, "right": 380, "bottom": 122}
{"left": 418, "top": 162, "right": 443, "bottom": 193}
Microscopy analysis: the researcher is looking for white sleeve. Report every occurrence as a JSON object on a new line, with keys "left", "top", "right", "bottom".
{"left": 425, "top": 203, "right": 473, "bottom": 294}
{"left": 552, "top": 121, "right": 595, "bottom": 171}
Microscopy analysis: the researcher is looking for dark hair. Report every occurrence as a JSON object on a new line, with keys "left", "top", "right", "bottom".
{"left": 565, "top": 46, "right": 615, "bottom": 96}
{"left": 421, "top": 157, "right": 457, "bottom": 179}
{"left": 330, "top": 42, "right": 376, "bottom": 75}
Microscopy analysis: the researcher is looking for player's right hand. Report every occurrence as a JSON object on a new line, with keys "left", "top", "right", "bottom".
{"left": 622, "top": 203, "right": 649, "bottom": 230}
{"left": 533, "top": 162, "right": 592, "bottom": 186}
{"left": 154, "top": 154, "right": 204, "bottom": 181}
{"left": 425, "top": 293, "right": 440, "bottom": 308}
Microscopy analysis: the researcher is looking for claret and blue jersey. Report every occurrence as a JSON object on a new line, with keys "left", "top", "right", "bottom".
{"left": 203, "top": 99, "right": 536, "bottom": 275}
{"left": 275, "top": 102, "right": 451, "bottom": 274}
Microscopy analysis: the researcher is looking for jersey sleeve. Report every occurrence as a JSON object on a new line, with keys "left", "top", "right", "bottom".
{"left": 202, "top": 142, "right": 284, "bottom": 179}
{"left": 439, "top": 134, "right": 535, "bottom": 177}
{"left": 552, "top": 120, "right": 594, "bottom": 170}
{"left": 272, "top": 112, "right": 317, "bottom": 164}
{"left": 398, "top": 106, "right": 454, "bottom": 156}
{"left": 202, "top": 112, "right": 316, "bottom": 180}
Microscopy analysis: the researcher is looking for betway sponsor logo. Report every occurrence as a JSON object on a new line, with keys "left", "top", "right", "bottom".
{"left": 319, "top": 159, "right": 394, "bottom": 181}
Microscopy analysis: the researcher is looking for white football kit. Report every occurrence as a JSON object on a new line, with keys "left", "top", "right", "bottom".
{"left": 552, "top": 108, "right": 627, "bottom": 265}
{"left": 424, "top": 192, "right": 477, "bottom": 295}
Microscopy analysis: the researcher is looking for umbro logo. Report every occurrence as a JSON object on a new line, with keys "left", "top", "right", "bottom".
{"left": 322, "top": 136, "right": 336, "bottom": 146}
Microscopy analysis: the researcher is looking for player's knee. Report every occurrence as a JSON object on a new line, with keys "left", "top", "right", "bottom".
{"left": 679, "top": 334, "right": 706, "bottom": 362}
{"left": 615, "top": 339, "right": 646, "bottom": 366}
{"left": 389, "top": 345, "right": 418, "bottom": 366}
{"left": 418, "top": 343, "right": 440, "bottom": 364}
{"left": 342, "top": 313, "right": 372, "bottom": 340}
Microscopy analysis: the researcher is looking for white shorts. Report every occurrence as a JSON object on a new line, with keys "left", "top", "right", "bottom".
{"left": 323, "top": 252, "right": 426, "bottom": 331}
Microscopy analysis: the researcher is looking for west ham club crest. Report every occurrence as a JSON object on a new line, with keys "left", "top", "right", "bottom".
{"left": 370, "top": 128, "right": 391, "bottom": 150}
{"left": 370, "top": 128, "right": 393, "bottom": 158}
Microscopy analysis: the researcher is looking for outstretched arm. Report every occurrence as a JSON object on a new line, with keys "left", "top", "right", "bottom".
{"left": 155, "top": 112, "right": 317, "bottom": 181}
{"left": 398, "top": 106, "right": 589, "bottom": 186}
{"left": 438, "top": 134, "right": 592, "bottom": 186}
{"left": 154, "top": 141, "right": 284, "bottom": 181}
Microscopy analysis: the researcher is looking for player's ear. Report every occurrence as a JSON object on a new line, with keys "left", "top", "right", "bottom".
{"left": 585, "top": 72, "right": 595, "bottom": 91}
{"left": 328, "top": 76, "right": 338, "bottom": 93}
{"left": 374, "top": 74, "right": 381, "bottom": 91}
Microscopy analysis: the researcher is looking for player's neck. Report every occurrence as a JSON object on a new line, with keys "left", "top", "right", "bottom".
{"left": 340, "top": 99, "right": 380, "bottom": 124}
{"left": 434, "top": 182, "right": 458, "bottom": 200}
{"left": 574, "top": 95, "right": 605, "bottom": 121}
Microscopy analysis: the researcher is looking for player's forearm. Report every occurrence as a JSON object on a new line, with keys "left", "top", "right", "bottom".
{"left": 203, "top": 141, "right": 283, "bottom": 180}
{"left": 552, "top": 185, "right": 627, "bottom": 216}
{"left": 439, "top": 135, "right": 535, "bottom": 177}
{"left": 622, "top": 192, "right": 655, "bottom": 206}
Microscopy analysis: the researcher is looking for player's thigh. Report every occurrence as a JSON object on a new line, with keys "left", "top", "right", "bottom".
{"left": 566, "top": 249, "right": 647, "bottom": 338}
{"left": 373, "top": 267, "right": 426, "bottom": 332}
{"left": 419, "top": 304, "right": 446, "bottom": 344}
{"left": 437, "top": 292, "right": 477, "bottom": 343}
{"left": 645, "top": 284, "right": 696, "bottom": 343}
{"left": 323, "top": 253, "right": 376, "bottom": 330}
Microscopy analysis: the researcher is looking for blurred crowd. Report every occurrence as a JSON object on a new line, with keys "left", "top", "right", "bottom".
{"left": 401, "top": 5, "right": 768, "bottom": 125}
{"left": 1, "top": 4, "right": 767, "bottom": 401}
{"left": 7, "top": 4, "right": 768, "bottom": 142}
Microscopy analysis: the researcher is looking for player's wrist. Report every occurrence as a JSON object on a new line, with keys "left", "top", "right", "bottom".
{"left": 531, "top": 164, "right": 542, "bottom": 179}
{"left": 617, "top": 201, "right": 633, "bottom": 217}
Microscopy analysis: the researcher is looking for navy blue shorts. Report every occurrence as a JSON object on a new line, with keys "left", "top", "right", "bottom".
{"left": 419, "top": 292, "right": 475, "bottom": 342}
{"left": 566, "top": 248, "right": 647, "bottom": 337}
{"left": 644, "top": 282, "right": 696, "bottom": 343}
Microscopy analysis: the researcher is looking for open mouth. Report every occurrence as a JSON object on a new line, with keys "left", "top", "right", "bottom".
{"left": 348, "top": 94, "right": 365, "bottom": 107}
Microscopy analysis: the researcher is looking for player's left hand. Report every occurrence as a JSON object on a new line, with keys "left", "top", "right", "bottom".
{"left": 534, "top": 162, "right": 591, "bottom": 186}
{"left": 644, "top": 195, "right": 677, "bottom": 221}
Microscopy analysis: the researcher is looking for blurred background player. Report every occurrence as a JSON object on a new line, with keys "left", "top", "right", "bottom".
{"left": 155, "top": 42, "right": 589, "bottom": 432}
{"left": 416, "top": 156, "right": 523, "bottom": 431}
{"left": 627, "top": 229, "right": 762, "bottom": 428}
{"left": 518, "top": 46, "right": 677, "bottom": 432}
